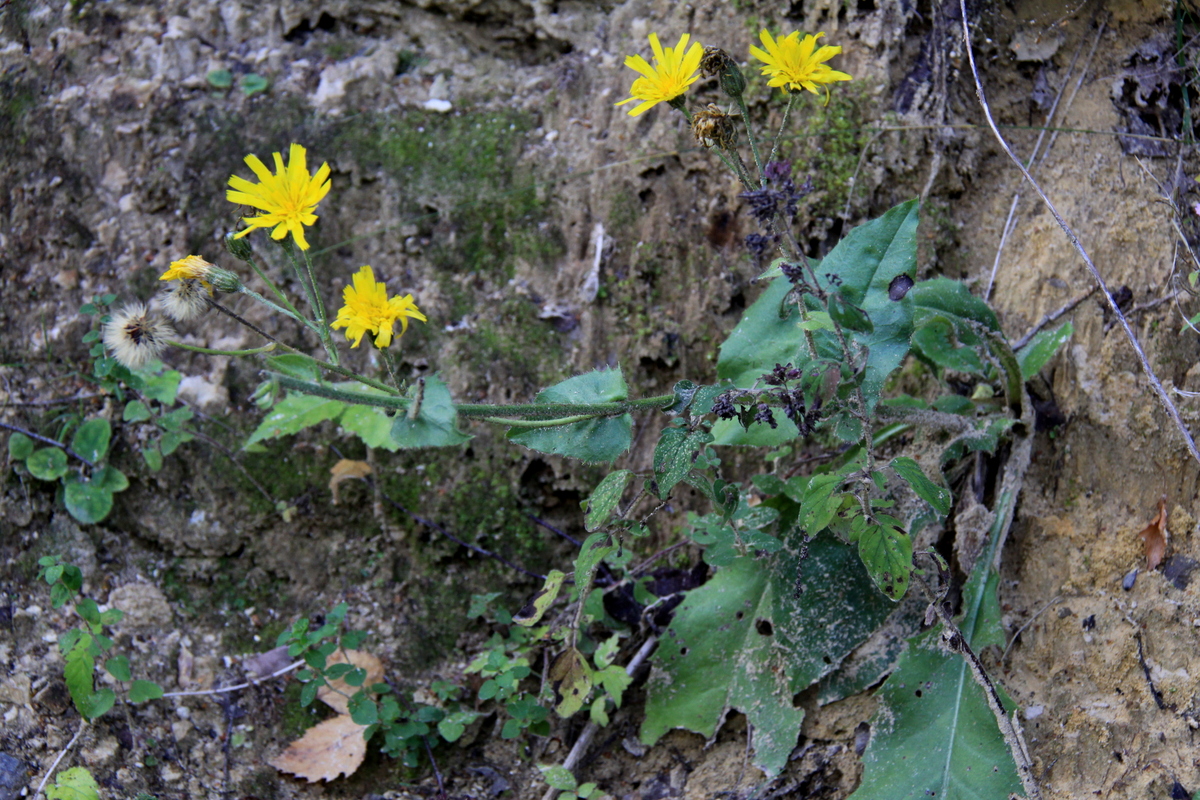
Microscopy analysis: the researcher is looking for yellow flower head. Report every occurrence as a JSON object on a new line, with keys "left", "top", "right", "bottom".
{"left": 160, "top": 255, "right": 241, "bottom": 293}
{"left": 160, "top": 255, "right": 216, "bottom": 289}
{"left": 750, "top": 31, "right": 852, "bottom": 100}
{"left": 616, "top": 33, "right": 704, "bottom": 117}
{"left": 226, "top": 143, "right": 331, "bottom": 251}
{"left": 331, "top": 265, "right": 427, "bottom": 349}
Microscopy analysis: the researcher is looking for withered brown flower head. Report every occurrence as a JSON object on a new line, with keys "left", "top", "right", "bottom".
{"left": 691, "top": 104, "right": 736, "bottom": 149}
{"left": 700, "top": 46, "right": 747, "bottom": 99}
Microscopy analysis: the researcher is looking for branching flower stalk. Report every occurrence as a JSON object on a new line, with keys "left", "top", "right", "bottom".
{"left": 224, "top": 234, "right": 310, "bottom": 326}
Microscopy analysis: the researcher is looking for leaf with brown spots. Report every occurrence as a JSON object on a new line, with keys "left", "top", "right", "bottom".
{"left": 268, "top": 714, "right": 368, "bottom": 782}
{"left": 1138, "top": 496, "right": 1169, "bottom": 571}
{"left": 548, "top": 647, "right": 592, "bottom": 717}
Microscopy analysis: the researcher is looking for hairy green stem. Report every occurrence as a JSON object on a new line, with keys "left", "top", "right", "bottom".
{"left": 275, "top": 374, "right": 411, "bottom": 410}
{"left": 273, "top": 373, "right": 675, "bottom": 420}
{"left": 282, "top": 242, "right": 339, "bottom": 365}
{"left": 476, "top": 414, "right": 606, "bottom": 429}
{"left": 378, "top": 347, "right": 404, "bottom": 394}
{"left": 736, "top": 95, "right": 766, "bottom": 186}
{"left": 238, "top": 285, "right": 318, "bottom": 332}
{"left": 765, "top": 91, "right": 798, "bottom": 167}
{"left": 457, "top": 394, "right": 674, "bottom": 418}
{"left": 243, "top": 255, "right": 307, "bottom": 322}
{"left": 168, "top": 340, "right": 277, "bottom": 357}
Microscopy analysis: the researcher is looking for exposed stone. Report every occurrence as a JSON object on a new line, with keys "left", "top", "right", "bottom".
{"left": 107, "top": 583, "right": 173, "bottom": 629}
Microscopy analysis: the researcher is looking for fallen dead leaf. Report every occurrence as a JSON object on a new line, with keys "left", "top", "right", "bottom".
{"left": 317, "top": 649, "right": 384, "bottom": 715}
{"left": 1138, "top": 495, "right": 1168, "bottom": 571}
{"left": 329, "top": 459, "right": 372, "bottom": 504}
{"left": 268, "top": 714, "right": 368, "bottom": 782}
{"left": 242, "top": 645, "right": 292, "bottom": 681}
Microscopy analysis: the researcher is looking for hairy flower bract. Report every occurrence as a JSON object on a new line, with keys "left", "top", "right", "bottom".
{"left": 331, "top": 265, "right": 427, "bottom": 349}
{"left": 750, "top": 30, "right": 852, "bottom": 99}
{"left": 226, "top": 143, "right": 331, "bottom": 251}
{"left": 616, "top": 33, "right": 703, "bottom": 117}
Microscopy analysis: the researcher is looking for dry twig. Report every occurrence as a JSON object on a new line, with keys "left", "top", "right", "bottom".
{"left": 958, "top": 0, "right": 1200, "bottom": 465}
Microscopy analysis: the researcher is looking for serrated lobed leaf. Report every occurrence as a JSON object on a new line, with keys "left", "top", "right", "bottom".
{"left": 854, "top": 515, "right": 912, "bottom": 601}
{"left": 390, "top": 376, "right": 471, "bottom": 448}
{"left": 246, "top": 393, "right": 347, "bottom": 447}
{"left": 653, "top": 427, "right": 712, "bottom": 498}
{"left": 509, "top": 368, "right": 632, "bottom": 462}
{"left": 642, "top": 533, "right": 893, "bottom": 776}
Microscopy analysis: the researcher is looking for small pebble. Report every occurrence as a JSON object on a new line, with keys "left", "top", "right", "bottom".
{"left": 1122, "top": 569, "right": 1138, "bottom": 591}
{"left": 1024, "top": 705, "right": 1045, "bottom": 720}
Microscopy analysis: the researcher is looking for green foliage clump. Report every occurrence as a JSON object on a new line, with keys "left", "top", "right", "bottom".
{"left": 6, "top": 295, "right": 199, "bottom": 524}
{"left": 38, "top": 556, "right": 163, "bottom": 721}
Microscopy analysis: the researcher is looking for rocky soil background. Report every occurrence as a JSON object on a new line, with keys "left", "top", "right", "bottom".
{"left": 3, "top": 0, "right": 1200, "bottom": 797}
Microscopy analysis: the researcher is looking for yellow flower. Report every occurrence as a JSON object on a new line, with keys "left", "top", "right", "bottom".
{"left": 226, "top": 143, "right": 331, "bottom": 251}
{"left": 331, "top": 266, "right": 427, "bottom": 349}
{"left": 750, "top": 31, "right": 852, "bottom": 99}
{"left": 616, "top": 33, "right": 704, "bottom": 117}
{"left": 159, "top": 255, "right": 241, "bottom": 293}
{"left": 160, "top": 255, "right": 216, "bottom": 289}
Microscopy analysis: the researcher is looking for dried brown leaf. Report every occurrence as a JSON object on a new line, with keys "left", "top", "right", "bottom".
{"left": 548, "top": 647, "right": 592, "bottom": 718}
{"left": 318, "top": 649, "right": 384, "bottom": 715}
{"left": 1137, "top": 495, "right": 1168, "bottom": 571}
{"left": 268, "top": 714, "right": 368, "bottom": 782}
{"left": 242, "top": 645, "right": 292, "bottom": 680}
{"left": 329, "top": 459, "right": 372, "bottom": 505}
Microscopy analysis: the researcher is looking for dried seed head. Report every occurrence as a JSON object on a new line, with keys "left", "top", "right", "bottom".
{"left": 102, "top": 303, "right": 174, "bottom": 369}
{"left": 691, "top": 104, "right": 736, "bottom": 150}
{"left": 161, "top": 279, "right": 210, "bottom": 322}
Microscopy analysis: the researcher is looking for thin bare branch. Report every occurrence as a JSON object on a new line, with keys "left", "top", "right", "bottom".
{"left": 958, "top": 0, "right": 1200, "bottom": 465}
{"left": 1012, "top": 286, "right": 1098, "bottom": 350}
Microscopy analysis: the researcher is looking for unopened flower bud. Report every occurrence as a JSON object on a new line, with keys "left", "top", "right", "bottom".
{"left": 701, "top": 47, "right": 746, "bottom": 100}
{"left": 250, "top": 378, "right": 278, "bottom": 409}
{"left": 207, "top": 266, "right": 243, "bottom": 294}
{"left": 224, "top": 232, "right": 253, "bottom": 260}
